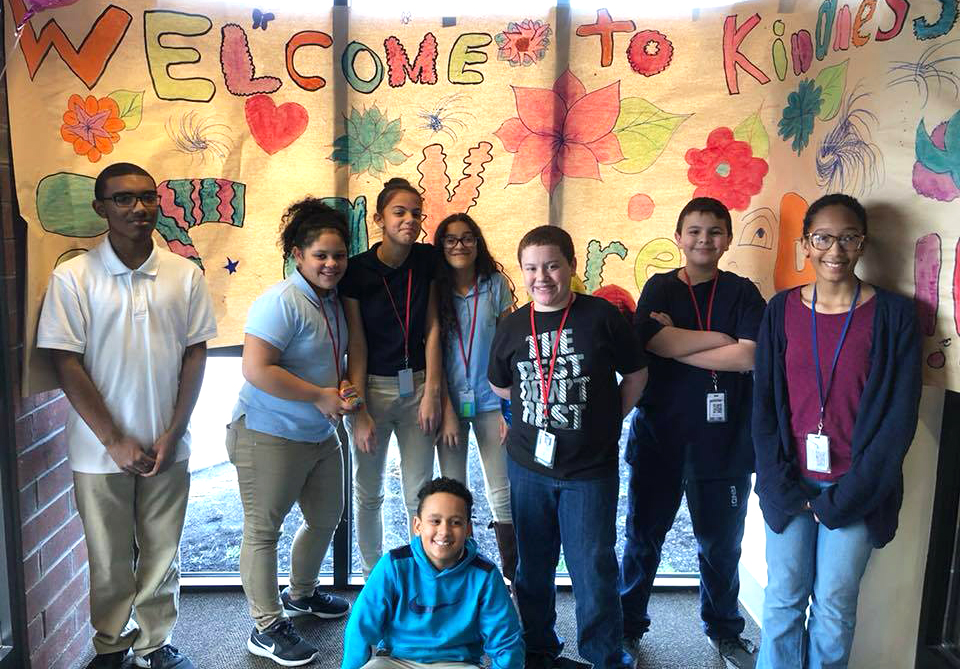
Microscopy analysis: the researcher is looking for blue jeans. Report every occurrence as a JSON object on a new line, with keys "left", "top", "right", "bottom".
{"left": 757, "top": 479, "right": 873, "bottom": 669}
{"left": 619, "top": 436, "right": 751, "bottom": 640}
{"left": 508, "top": 456, "right": 629, "bottom": 669}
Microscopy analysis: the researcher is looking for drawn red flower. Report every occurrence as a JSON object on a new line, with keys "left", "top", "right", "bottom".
{"left": 60, "top": 94, "right": 125, "bottom": 163}
{"left": 626, "top": 30, "right": 673, "bottom": 77}
{"left": 685, "top": 127, "right": 768, "bottom": 211}
{"left": 495, "top": 19, "right": 552, "bottom": 66}
{"left": 494, "top": 70, "right": 623, "bottom": 193}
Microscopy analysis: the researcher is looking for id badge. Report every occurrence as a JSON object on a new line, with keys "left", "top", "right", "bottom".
{"left": 397, "top": 368, "right": 415, "bottom": 397}
{"left": 458, "top": 389, "right": 476, "bottom": 418}
{"left": 805, "top": 433, "right": 832, "bottom": 473}
{"left": 706, "top": 391, "right": 727, "bottom": 423}
{"left": 535, "top": 429, "right": 556, "bottom": 468}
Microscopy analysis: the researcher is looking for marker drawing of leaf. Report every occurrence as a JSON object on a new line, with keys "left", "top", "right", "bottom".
{"left": 612, "top": 98, "right": 691, "bottom": 174}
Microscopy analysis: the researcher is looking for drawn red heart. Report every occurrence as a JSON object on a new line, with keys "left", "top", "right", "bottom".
{"left": 244, "top": 94, "right": 309, "bottom": 155}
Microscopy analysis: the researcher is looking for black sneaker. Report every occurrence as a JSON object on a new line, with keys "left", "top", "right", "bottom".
{"left": 281, "top": 586, "right": 351, "bottom": 619}
{"left": 247, "top": 618, "right": 319, "bottom": 667}
{"left": 708, "top": 636, "right": 758, "bottom": 669}
{"left": 133, "top": 645, "right": 195, "bottom": 669}
{"left": 86, "top": 650, "right": 127, "bottom": 669}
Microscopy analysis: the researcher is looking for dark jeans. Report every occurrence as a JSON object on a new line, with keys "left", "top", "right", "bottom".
{"left": 508, "top": 456, "right": 629, "bottom": 669}
{"left": 619, "top": 428, "right": 751, "bottom": 640}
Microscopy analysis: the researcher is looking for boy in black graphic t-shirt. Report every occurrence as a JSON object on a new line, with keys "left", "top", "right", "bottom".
{"left": 488, "top": 226, "right": 647, "bottom": 669}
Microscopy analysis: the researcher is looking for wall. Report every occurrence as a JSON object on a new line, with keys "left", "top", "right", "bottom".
{"left": 739, "top": 387, "right": 945, "bottom": 669}
{"left": 1, "top": 75, "right": 91, "bottom": 669}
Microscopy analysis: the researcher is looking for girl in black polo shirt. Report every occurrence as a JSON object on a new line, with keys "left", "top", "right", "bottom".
{"left": 340, "top": 178, "right": 443, "bottom": 577}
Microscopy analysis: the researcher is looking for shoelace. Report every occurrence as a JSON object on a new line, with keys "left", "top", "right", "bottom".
{"left": 272, "top": 619, "right": 303, "bottom": 644}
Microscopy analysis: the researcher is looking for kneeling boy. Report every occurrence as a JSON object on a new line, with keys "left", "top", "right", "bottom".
{"left": 342, "top": 477, "right": 523, "bottom": 669}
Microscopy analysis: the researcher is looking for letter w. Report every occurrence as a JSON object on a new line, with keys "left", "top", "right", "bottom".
{"left": 11, "top": 0, "right": 131, "bottom": 89}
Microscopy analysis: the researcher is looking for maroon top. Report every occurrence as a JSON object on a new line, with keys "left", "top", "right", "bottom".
{"left": 784, "top": 288, "right": 876, "bottom": 481}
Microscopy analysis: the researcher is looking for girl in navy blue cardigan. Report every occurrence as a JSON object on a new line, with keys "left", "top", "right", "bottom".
{"left": 752, "top": 194, "right": 921, "bottom": 669}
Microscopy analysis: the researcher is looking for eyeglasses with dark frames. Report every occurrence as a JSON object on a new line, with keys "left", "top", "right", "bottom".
{"left": 442, "top": 234, "right": 478, "bottom": 249}
{"left": 805, "top": 232, "right": 865, "bottom": 251}
{"left": 102, "top": 191, "right": 160, "bottom": 208}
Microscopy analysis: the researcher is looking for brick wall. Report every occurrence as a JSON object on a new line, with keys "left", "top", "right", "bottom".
{"left": 2, "top": 77, "right": 91, "bottom": 669}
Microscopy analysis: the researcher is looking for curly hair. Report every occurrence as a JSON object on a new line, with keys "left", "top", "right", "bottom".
{"left": 278, "top": 198, "right": 350, "bottom": 261}
{"left": 416, "top": 476, "right": 473, "bottom": 518}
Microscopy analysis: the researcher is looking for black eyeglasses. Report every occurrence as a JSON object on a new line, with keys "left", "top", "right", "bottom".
{"left": 102, "top": 191, "right": 159, "bottom": 208}
{"left": 442, "top": 234, "right": 478, "bottom": 249}
{"left": 805, "top": 232, "right": 864, "bottom": 251}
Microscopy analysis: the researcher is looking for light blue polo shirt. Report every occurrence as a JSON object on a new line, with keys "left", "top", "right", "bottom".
{"left": 444, "top": 273, "right": 514, "bottom": 416}
{"left": 233, "top": 269, "right": 347, "bottom": 442}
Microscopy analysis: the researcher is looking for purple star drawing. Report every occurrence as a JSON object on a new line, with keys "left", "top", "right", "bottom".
{"left": 224, "top": 257, "right": 239, "bottom": 274}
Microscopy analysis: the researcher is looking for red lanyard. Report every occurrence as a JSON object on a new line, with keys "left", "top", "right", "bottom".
{"left": 382, "top": 269, "right": 412, "bottom": 366}
{"left": 455, "top": 279, "right": 480, "bottom": 371}
{"left": 529, "top": 295, "right": 574, "bottom": 420}
{"left": 317, "top": 295, "right": 343, "bottom": 384}
{"left": 682, "top": 268, "right": 719, "bottom": 331}
{"left": 682, "top": 268, "right": 720, "bottom": 388}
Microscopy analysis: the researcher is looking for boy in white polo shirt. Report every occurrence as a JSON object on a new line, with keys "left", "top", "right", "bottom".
{"left": 37, "top": 163, "right": 217, "bottom": 669}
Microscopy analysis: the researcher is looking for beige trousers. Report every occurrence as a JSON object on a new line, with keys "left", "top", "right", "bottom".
{"left": 73, "top": 460, "right": 190, "bottom": 657}
{"left": 361, "top": 657, "right": 480, "bottom": 669}
{"left": 225, "top": 417, "right": 344, "bottom": 631}
{"left": 347, "top": 372, "right": 436, "bottom": 577}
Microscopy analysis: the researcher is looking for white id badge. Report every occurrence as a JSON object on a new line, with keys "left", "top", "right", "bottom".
{"left": 458, "top": 389, "right": 476, "bottom": 418}
{"left": 805, "top": 433, "right": 832, "bottom": 473}
{"left": 535, "top": 429, "right": 556, "bottom": 468}
{"left": 706, "top": 391, "right": 727, "bottom": 423}
{"left": 397, "top": 368, "right": 415, "bottom": 397}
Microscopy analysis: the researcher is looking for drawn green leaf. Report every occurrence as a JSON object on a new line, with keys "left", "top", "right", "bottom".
{"left": 814, "top": 59, "right": 848, "bottom": 122}
{"left": 108, "top": 89, "right": 143, "bottom": 130}
{"left": 733, "top": 107, "right": 769, "bottom": 158}
{"left": 612, "top": 98, "right": 691, "bottom": 174}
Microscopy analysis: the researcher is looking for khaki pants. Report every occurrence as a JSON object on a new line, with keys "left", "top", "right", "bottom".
{"left": 361, "top": 658, "right": 480, "bottom": 669}
{"left": 73, "top": 460, "right": 190, "bottom": 657}
{"left": 347, "top": 372, "right": 436, "bottom": 577}
{"left": 436, "top": 410, "right": 512, "bottom": 523}
{"left": 225, "top": 417, "right": 344, "bottom": 631}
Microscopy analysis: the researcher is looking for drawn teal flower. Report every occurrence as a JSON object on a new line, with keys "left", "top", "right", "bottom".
{"left": 330, "top": 106, "right": 408, "bottom": 177}
{"left": 778, "top": 79, "right": 823, "bottom": 155}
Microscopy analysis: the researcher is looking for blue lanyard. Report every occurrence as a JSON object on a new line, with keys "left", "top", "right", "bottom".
{"left": 810, "top": 280, "right": 861, "bottom": 433}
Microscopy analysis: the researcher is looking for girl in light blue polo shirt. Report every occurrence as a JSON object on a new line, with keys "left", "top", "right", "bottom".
{"left": 225, "top": 199, "right": 360, "bottom": 667}
{"left": 433, "top": 213, "right": 518, "bottom": 582}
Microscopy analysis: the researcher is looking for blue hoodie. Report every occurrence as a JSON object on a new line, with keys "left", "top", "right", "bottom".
{"left": 341, "top": 537, "right": 523, "bottom": 669}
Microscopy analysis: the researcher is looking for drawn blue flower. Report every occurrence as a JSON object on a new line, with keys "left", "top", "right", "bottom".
{"left": 778, "top": 79, "right": 823, "bottom": 155}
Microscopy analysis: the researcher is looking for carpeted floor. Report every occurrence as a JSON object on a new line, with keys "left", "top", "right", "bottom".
{"left": 75, "top": 588, "right": 760, "bottom": 668}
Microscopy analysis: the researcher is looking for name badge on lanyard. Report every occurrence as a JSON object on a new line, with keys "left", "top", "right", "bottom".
{"left": 529, "top": 297, "right": 573, "bottom": 469}
{"left": 681, "top": 270, "right": 726, "bottom": 423}
{"left": 456, "top": 280, "right": 480, "bottom": 418}
{"left": 806, "top": 281, "right": 861, "bottom": 474}
{"left": 382, "top": 269, "right": 415, "bottom": 397}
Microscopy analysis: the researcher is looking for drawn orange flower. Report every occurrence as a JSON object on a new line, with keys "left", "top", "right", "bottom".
{"left": 495, "top": 20, "right": 552, "bottom": 66}
{"left": 494, "top": 70, "right": 623, "bottom": 193}
{"left": 60, "top": 94, "right": 125, "bottom": 163}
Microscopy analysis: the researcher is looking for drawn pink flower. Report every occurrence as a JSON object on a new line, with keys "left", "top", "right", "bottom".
{"left": 494, "top": 70, "right": 623, "bottom": 193}
{"left": 685, "top": 127, "right": 768, "bottom": 211}
{"left": 495, "top": 19, "right": 552, "bottom": 66}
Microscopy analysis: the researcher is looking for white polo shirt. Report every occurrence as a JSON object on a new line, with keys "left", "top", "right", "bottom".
{"left": 37, "top": 238, "right": 218, "bottom": 474}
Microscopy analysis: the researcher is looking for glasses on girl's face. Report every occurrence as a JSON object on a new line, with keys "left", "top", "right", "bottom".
{"left": 103, "top": 191, "right": 160, "bottom": 208}
{"left": 442, "top": 234, "right": 477, "bottom": 249}
{"left": 805, "top": 232, "right": 865, "bottom": 251}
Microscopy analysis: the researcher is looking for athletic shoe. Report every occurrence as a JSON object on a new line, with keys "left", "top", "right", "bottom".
{"left": 247, "top": 618, "right": 319, "bottom": 667}
{"left": 133, "top": 645, "right": 195, "bottom": 668}
{"left": 623, "top": 635, "right": 644, "bottom": 667}
{"left": 708, "top": 636, "right": 758, "bottom": 669}
{"left": 86, "top": 650, "right": 127, "bottom": 668}
{"left": 281, "top": 586, "right": 351, "bottom": 619}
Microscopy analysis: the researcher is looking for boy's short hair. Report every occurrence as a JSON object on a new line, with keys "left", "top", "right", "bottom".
{"left": 803, "top": 193, "right": 868, "bottom": 236}
{"left": 416, "top": 477, "right": 473, "bottom": 518}
{"left": 676, "top": 197, "right": 732, "bottom": 236}
{"left": 94, "top": 162, "right": 154, "bottom": 200}
{"left": 517, "top": 225, "right": 575, "bottom": 264}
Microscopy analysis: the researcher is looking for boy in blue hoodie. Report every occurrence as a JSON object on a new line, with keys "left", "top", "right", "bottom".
{"left": 342, "top": 477, "right": 523, "bottom": 669}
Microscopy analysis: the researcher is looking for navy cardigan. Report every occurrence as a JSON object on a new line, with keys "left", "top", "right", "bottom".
{"left": 752, "top": 286, "right": 921, "bottom": 548}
